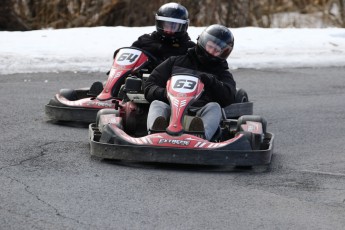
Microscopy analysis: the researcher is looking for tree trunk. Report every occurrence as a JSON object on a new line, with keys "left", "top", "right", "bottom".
{"left": 0, "top": 0, "right": 29, "bottom": 30}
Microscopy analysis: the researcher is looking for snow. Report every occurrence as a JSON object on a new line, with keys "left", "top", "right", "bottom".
{"left": 0, "top": 26, "right": 344, "bottom": 74}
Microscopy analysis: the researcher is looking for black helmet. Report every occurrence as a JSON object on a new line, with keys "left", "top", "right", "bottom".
{"left": 196, "top": 24, "right": 234, "bottom": 62}
{"left": 155, "top": 2, "right": 189, "bottom": 39}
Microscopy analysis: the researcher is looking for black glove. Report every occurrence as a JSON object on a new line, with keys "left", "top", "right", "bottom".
{"left": 199, "top": 73, "right": 215, "bottom": 87}
{"left": 154, "top": 87, "right": 168, "bottom": 102}
{"left": 163, "top": 88, "right": 168, "bottom": 100}
{"left": 140, "top": 43, "right": 162, "bottom": 55}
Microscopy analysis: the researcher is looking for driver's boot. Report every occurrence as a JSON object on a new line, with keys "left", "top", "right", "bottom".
{"left": 188, "top": 117, "right": 204, "bottom": 132}
{"left": 151, "top": 116, "right": 168, "bottom": 132}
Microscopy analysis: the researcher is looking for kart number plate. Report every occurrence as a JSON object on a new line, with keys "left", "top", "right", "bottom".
{"left": 171, "top": 75, "right": 199, "bottom": 93}
{"left": 115, "top": 49, "right": 142, "bottom": 65}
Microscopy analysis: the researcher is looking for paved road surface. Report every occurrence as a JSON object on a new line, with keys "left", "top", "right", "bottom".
{"left": 0, "top": 67, "right": 344, "bottom": 229}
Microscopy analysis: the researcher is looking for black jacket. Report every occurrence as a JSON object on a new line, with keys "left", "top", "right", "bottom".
{"left": 131, "top": 31, "right": 196, "bottom": 65}
{"left": 144, "top": 47, "right": 236, "bottom": 108}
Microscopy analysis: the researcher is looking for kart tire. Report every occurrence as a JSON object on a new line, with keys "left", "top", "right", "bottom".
{"left": 237, "top": 115, "right": 267, "bottom": 134}
{"left": 96, "top": 108, "right": 119, "bottom": 128}
{"left": 235, "top": 88, "right": 249, "bottom": 103}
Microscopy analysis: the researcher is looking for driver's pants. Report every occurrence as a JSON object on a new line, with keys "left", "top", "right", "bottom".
{"left": 147, "top": 100, "right": 222, "bottom": 140}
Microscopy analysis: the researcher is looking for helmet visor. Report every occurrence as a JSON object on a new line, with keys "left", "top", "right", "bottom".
{"left": 156, "top": 15, "right": 188, "bottom": 35}
{"left": 198, "top": 32, "right": 232, "bottom": 59}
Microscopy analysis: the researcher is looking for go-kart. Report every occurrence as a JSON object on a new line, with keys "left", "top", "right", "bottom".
{"left": 45, "top": 47, "right": 157, "bottom": 123}
{"left": 45, "top": 47, "right": 253, "bottom": 123}
{"left": 89, "top": 70, "right": 274, "bottom": 166}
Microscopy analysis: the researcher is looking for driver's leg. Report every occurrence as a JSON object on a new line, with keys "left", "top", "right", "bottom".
{"left": 147, "top": 100, "right": 170, "bottom": 131}
{"left": 196, "top": 102, "right": 222, "bottom": 140}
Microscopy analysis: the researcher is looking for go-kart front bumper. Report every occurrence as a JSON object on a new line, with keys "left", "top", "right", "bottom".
{"left": 89, "top": 123, "right": 274, "bottom": 166}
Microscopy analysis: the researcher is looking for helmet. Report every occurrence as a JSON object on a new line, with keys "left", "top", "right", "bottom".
{"left": 196, "top": 24, "right": 234, "bottom": 62}
{"left": 155, "top": 2, "right": 189, "bottom": 39}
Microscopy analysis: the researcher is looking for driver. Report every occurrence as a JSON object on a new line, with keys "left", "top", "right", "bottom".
{"left": 144, "top": 24, "right": 236, "bottom": 141}
{"left": 131, "top": 2, "right": 196, "bottom": 68}
{"left": 89, "top": 2, "right": 195, "bottom": 97}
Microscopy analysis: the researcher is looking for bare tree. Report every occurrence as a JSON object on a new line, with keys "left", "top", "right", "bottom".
{"left": 0, "top": 0, "right": 343, "bottom": 30}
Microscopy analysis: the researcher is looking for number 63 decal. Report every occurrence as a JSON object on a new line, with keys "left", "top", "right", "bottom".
{"left": 173, "top": 79, "right": 196, "bottom": 89}
{"left": 171, "top": 75, "right": 199, "bottom": 93}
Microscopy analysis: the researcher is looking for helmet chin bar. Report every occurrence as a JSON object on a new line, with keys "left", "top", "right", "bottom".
{"left": 196, "top": 45, "right": 223, "bottom": 64}
{"left": 157, "top": 30, "right": 185, "bottom": 44}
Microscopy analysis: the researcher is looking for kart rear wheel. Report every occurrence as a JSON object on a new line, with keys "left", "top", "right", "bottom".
{"left": 235, "top": 88, "right": 249, "bottom": 103}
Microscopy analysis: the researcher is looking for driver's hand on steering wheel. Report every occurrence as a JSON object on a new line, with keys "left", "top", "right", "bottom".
{"left": 200, "top": 73, "right": 215, "bottom": 87}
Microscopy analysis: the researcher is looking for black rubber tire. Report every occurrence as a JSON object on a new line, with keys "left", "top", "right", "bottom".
{"left": 235, "top": 88, "right": 249, "bottom": 103}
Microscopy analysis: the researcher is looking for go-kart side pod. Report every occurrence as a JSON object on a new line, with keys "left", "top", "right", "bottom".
{"left": 45, "top": 47, "right": 155, "bottom": 123}
{"left": 45, "top": 88, "right": 111, "bottom": 122}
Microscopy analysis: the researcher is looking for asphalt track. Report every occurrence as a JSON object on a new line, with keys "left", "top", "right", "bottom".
{"left": 1, "top": 67, "right": 345, "bottom": 230}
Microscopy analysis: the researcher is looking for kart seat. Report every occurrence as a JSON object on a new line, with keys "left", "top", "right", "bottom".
{"left": 124, "top": 76, "right": 142, "bottom": 93}
{"left": 88, "top": 81, "right": 103, "bottom": 97}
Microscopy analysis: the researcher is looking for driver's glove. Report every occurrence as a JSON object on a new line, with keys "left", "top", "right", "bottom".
{"left": 199, "top": 73, "right": 215, "bottom": 87}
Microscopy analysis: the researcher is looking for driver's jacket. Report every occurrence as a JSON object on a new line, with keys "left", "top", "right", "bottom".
{"left": 131, "top": 31, "right": 195, "bottom": 67}
{"left": 144, "top": 47, "right": 236, "bottom": 108}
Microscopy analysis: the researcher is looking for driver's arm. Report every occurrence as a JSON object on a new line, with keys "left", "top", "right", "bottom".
{"left": 144, "top": 58, "right": 174, "bottom": 104}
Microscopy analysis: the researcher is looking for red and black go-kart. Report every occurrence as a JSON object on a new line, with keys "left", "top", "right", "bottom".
{"left": 45, "top": 47, "right": 253, "bottom": 123}
{"left": 89, "top": 69, "right": 274, "bottom": 166}
{"left": 45, "top": 47, "right": 157, "bottom": 123}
